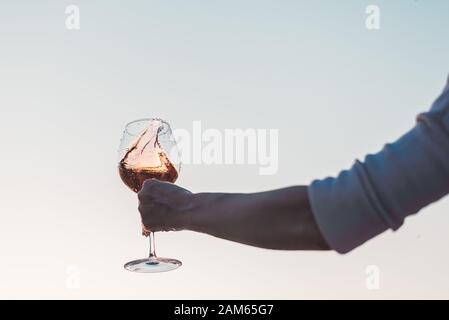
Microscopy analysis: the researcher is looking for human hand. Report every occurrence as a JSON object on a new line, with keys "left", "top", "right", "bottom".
{"left": 138, "top": 179, "right": 195, "bottom": 233}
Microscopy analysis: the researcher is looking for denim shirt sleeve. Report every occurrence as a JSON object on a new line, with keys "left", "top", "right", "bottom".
{"left": 308, "top": 77, "right": 449, "bottom": 253}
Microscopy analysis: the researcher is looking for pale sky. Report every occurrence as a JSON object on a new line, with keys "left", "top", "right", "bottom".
{"left": 0, "top": 0, "right": 448, "bottom": 299}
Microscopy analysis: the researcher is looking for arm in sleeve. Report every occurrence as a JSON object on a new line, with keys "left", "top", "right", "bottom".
{"left": 308, "top": 77, "right": 449, "bottom": 253}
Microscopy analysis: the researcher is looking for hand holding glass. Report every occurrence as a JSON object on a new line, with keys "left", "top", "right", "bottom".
{"left": 117, "top": 118, "right": 182, "bottom": 273}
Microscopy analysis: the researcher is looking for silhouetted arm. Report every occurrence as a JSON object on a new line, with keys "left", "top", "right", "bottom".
{"left": 139, "top": 76, "right": 449, "bottom": 253}
{"left": 188, "top": 186, "right": 329, "bottom": 250}
{"left": 138, "top": 182, "right": 329, "bottom": 250}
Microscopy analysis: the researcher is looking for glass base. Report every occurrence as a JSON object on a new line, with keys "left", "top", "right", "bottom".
{"left": 124, "top": 257, "right": 182, "bottom": 273}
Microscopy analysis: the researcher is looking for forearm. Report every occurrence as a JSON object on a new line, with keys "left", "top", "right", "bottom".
{"left": 186, "top": 186, "right": 329, "bottom": 250}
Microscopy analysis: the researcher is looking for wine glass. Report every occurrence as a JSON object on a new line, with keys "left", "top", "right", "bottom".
{"left": 118, "top": 118, "right": 182, "bottom": 273}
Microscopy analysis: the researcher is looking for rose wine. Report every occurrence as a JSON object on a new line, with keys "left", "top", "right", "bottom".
{"left": 118, "top": 127, "right": 178, "bottom": 193}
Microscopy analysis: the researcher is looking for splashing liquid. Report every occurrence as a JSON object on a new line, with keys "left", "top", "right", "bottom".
{"left": 118, "top": 127, "right": 178, "bottom": 193}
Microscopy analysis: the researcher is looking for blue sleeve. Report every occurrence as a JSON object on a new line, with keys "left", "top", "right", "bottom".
{"left": 308, "top": 77, "right": 449, "bottom": 253}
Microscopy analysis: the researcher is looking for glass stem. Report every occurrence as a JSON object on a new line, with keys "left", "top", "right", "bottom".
{"left": 148, "top": 232, "right": 157, "bottom": 259}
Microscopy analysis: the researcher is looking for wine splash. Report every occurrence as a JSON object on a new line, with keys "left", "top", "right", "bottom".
{"left": 119, "top": 126, "right": 178, "bottom": 193}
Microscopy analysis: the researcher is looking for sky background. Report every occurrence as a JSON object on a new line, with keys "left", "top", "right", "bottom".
{"left": 0, "top": 0, "right": 448, "bottom": 299}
